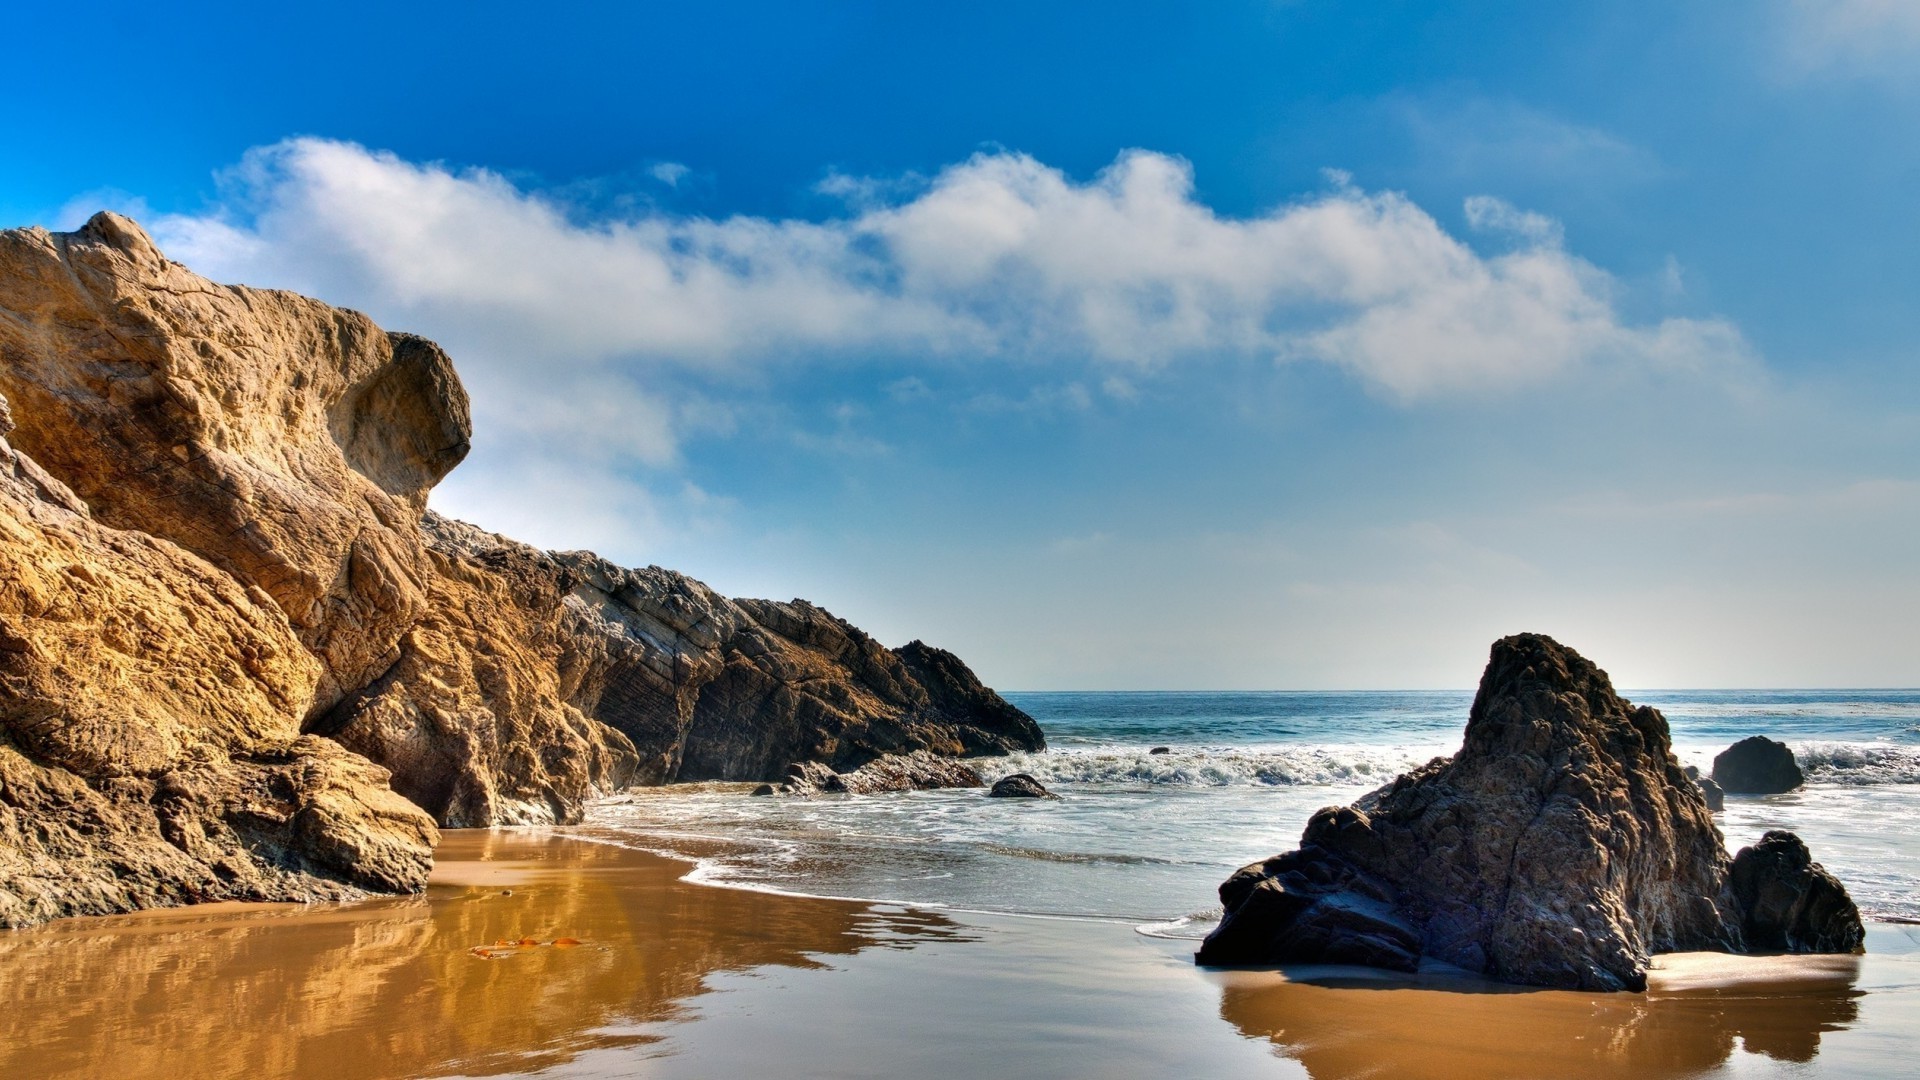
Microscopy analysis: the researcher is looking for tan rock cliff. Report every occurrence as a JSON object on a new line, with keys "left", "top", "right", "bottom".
{"left": 0, "top": 214, "right": 1038, "bottom": 925}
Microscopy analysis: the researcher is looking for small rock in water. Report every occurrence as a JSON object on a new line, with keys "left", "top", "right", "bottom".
{"left": 1683, "top": 765, "right": 1726, "bottom": 812}
{"left": 1149, "top": 746, "right": 1172, "bottom": 755}
{"left": 988, "top": 773, "right": 1056, "bottom": 799}
{"left": 1712, "top": 736, "right": 1805, "bottom": 794}
{"left": 750, "top": 783, "right": 777, "bottom": 796}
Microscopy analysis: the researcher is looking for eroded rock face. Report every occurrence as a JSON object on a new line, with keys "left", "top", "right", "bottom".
{"left": 0, "top": 392, "right": 436, "bottom": 927}
{"left": 1196, "top": 634, "right": 1862, "bottom": 991}
{"left": 318, "top": 513, "right": 1040, "bottom": 822}
{"left": 0, "top": 213, "right": 470, "bottom": 713}
{"left": 0, "top": 215, "right": 1038, "bottom": 923}
{"left": 1712, "top": 737, "right": 1804, "bottom": 795}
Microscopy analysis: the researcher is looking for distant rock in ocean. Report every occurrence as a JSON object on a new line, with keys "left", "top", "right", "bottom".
{"left": 988, "top": 773, "right": 1057, "bottom": 798}
{"left": 1196, "top": 633, "right": 1863, "bottom": 991}
{"left": 1712, "top": 736, "right": 1805, "bottom": 795}
{"left": 0, "top": 213, "right": 1039, "bottom": 927}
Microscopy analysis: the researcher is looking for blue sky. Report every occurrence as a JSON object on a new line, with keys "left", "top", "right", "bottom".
{"left": 5, "top": 1, "right": 1918, "bottom": 688}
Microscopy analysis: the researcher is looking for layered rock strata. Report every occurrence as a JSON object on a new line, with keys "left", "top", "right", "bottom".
{"left": 1196, "top": 634, "right": 1862, "bottom": 991}
{"left": 0, "top": 214, "right": 1039, "bottom": 925}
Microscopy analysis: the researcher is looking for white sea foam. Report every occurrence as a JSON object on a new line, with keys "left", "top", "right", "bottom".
{"left": 1792, "top": 742, "right": 1920, "bottom": 786}
{"left": 992, "top": 744, "right": 1453, "bottom": 788}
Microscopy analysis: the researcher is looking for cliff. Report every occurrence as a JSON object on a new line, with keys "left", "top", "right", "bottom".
{"left": 0, "top": 213, "right": 1040, "bottom": 926}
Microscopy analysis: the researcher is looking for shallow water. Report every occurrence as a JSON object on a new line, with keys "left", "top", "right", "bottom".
{"left": 4, "top": 833, "right": 1914, "bottom": 1079}
{"left": 588, "top": 689, "right": 1920, "bottom": 925}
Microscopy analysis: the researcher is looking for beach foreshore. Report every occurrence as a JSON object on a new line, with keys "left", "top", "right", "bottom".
{"left": 1, "top": 829, "right": 1913, "bottom": 1080}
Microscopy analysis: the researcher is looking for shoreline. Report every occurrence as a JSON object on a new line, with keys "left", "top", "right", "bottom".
{"left": 2, "top": 827, "right": 1914, "bottom": 1079}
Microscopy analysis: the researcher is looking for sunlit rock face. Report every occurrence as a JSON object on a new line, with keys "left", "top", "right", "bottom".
{"left": 1198, "top": 634, "right": 1862, "bottom": 991}
{"left": 0, "top": 214, "right": 1038, "bottom": 922}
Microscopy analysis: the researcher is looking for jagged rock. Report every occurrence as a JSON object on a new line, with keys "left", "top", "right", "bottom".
{"left": 0, "top": 388, "right": 435, "bottom": 927}
{"left": 1197, "top": 634, "right": 1862, "bottom": 991}
{"left": 988, "top": 774, "right": 1056, "bottom": 798}
{"left": 1684, "top": 765, "right": 1726, "bottom": 812}
{"left": 779, "top": 750, "right": 985, "bottom": 795}
{"left": 1730, "top": 831, "right": 1864, "bottom": 953}
{"left": 1712, "top": 736, "right": 1804, "bottom": 794}
{"left": 326, "top": 513, "right": 1042, "bottom": 818}
{"left": 0, "top": 214, "right": 468, "bottom": 714}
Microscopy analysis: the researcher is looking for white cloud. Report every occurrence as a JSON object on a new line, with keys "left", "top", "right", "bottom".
{"left": 153, "top": 139, "right": 1745, "bottom": 390}
{"left": 133, "top": 138, "right": 1750, "bottom": 551}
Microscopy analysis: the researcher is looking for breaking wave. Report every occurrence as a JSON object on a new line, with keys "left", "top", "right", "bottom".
{"left": 992, "top": 740, "right": 1920, "bottom": 789}
{"left": 991, "top": 744, "right": 1449, "bottom": 788}
{"left": 1793, "top": 742, "right": 1920, "bottom": 786}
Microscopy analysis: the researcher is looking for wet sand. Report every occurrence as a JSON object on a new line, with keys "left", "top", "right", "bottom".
{"left": 1, "top": 830, "right": 1914, "bottom": 1080}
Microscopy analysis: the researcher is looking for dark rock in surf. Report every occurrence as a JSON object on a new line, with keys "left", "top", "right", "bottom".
{"left": 988, "top": 773, "right": 1056, "bottom": 799}
{"left": 1149, "top": 746, "right": 1172, "bottom": 755}
{"left": 1196, "top": 633, "right": 1863, "bottom": 991}
{"left": 1711, "top": 737, "right": 1804, "bottom": 794}
{"left": 1730, "top": 831, "right": 1864, "bottom": 953}
{"left": 1685, "top": 765, "right": 1726, "bottom": 812}
{"left": 750, "top": 784, "right": 777, "bottom": 796}
{"left": 778, "top": 750, "right": 985, "bottom": 795}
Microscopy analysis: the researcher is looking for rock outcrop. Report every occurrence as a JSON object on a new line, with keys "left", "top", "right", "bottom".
{"left": 1730, "top": 831, "right": 1864, "bottom": 953}
{"left": 0, "top": 214, "right": 1040, "bottom": 925}
{"left": 1712, "top": 736, "right": 1804, "bottom": 794}
{"left": 0, "top": 385, "right": 437, "bottom": 927}
{"left": 1196, "top": 634, "right": 1862, "bottom": 991}
{"left": 317, "top": 514, "right": 1040, "bottom": 824}
{"left": 778, "top": 749, "right": 986, "bottom": 795}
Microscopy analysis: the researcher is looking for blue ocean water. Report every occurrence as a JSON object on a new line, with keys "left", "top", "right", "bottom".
{"left": 588, "top": 689, "right": 1920, "bottom": 928}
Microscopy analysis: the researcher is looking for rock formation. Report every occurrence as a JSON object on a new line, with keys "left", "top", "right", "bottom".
{"left": 0, "top": 384, "right": 438, "bottom": 927}
{"left": 1684, "top": 765, "right": 1726, "bottom": 811}
{"left": 778, "top": 749, "right": 985, "bottom": 795}
{"left": 1712, "top": 736, "right": 1804, "bottom": 794}
{"left": 1730, "top": 831, "right": 1863, "bottom": 953}
{"left": 1196, "top": 634, "right": 1862, "bottom": 991}
{"left": 0, "top": 214, "right": 1039, "bottom": 925}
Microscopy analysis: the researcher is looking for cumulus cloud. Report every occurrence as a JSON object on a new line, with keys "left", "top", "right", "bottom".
{"left": 132, "top": 138, "right": 1748, "bottom": 553}
{"left": 154, "top": 138, "right": 1743, "bottom": 390}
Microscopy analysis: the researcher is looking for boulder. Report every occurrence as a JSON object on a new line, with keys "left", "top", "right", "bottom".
{"left": 988, "top": 773, "right": 1056, "bottom": 799}
{"left": 1149, "top": 746, "right": 1172, "bottom": 755}
{"left": 1684, "top": 765, "right": 1726, "bottom": 812}
{"left": 1730, "top": 831, "right": 1864, "bottom": 953}
{"left": 1712, "top": 737, "right": 1804, "bottom": 794}
{"left": 1196, "top": 634, "right": 1862, "bottom": 991}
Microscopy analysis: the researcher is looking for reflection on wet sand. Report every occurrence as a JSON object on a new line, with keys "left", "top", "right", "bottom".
{"left": 0, "top": 831, "right": 964, "bottom": 1080}
{"left": 1215, "top": 952, "right": 1865, "bottom": 1080}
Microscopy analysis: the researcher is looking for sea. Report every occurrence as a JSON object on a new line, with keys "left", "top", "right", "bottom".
{"left": 587, "top": 690, "right": 1920, "bottom": 936}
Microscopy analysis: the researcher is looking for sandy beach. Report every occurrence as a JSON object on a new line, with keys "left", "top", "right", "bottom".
{"left": 2, "top": 829, "right": 1912, "bottom": 1080}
